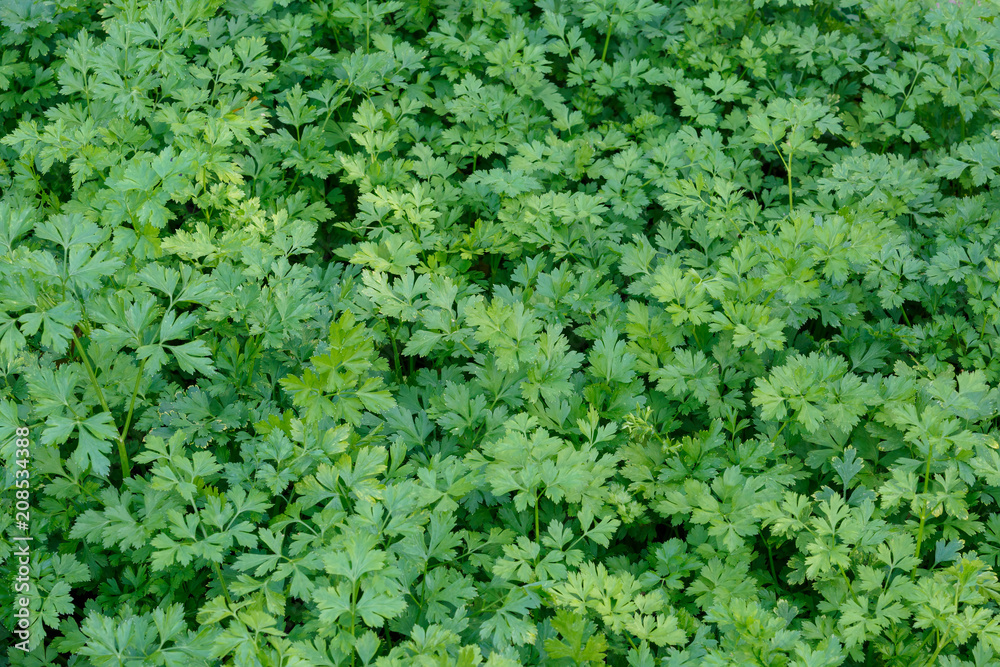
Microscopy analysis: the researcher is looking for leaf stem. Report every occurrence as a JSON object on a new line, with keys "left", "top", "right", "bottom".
{"left": 913, "top": 442, "right": 935, "bottom": 570}
{"left": 194, "top": 499, "right": 233, "bottom": 606}
{"left": 534, "top": 490, "right": 541, "bottom": 541}
{"left": 900, "top": 304, "right": 912, "bottom": 327}
{"left": 241, "top": 334, "right": 260, "bottom": 390}
{"left": 839, "top": 565, "right": 861, "bottom": 604}
{"left": 388, "top": 320, "right": 402, "bottom": 382}
{"left": 773, "top": 419, "right": 788, "bottom": 442}
{"left": 925, "top": 629, "right": 949, "bottom": 667}
{"left": 350, "top": 581, "right": 360, "bottom": 667}
{"left": 787, "top": 151, "right": 794, "bottom": 214}
{"left": 212, "top": 561, "right": 233, "bottom": 607}
{"left": 601, "top": 20, "right": 613, "bottom": 63}
{"left": 73, "top": 332, "right": 131, "bottom": 477}
{"left": 761, "top": 534, "right": 779, "bottom": 588}
{"left": 768, "top": 141, "right": 793, "bottom": 214}
{"left": 118, "top": 359, "right": 146, "bottom": 477}
{"left": 73, "top": 333, "right": 110, "bottom": 412}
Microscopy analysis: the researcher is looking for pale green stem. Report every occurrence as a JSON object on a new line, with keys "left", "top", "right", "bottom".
{"left": 913, "top": 443, "right": 935, "bottom": 570}
{"left": 74, "top": 333, "right": 131, "bottom": 478}
{"left": 212, "top": 561, "right": 233, "bottom": 607}
{"left": 535, "top": 489, "right": 541, "bottom": 542}
{"left": 118, "top": 359, "right": 146, "bottom": 476}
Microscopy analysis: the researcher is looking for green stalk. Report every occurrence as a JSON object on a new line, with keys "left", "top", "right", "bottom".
{"left": 913, "top": 443, "right": 935, "bottom": 569}
{"left": 761, "top": 535, "right": 779, "bottom": 588}
{"left": 925, "top": 630, "right": 948, "bottom": 667}
{"left": 388, "top": 320, "right": 402, "bottom": 382}
{"left": 601, "top": 17, "right": 614, "bottom": 62}
{"left": 787, "top": 151, "right": 794, "bottom": 213}
{"left": 350, "top": 581, "right": 360, "bottom": 667}
{"left": 192, "top": 498, "right": 233, "bottom": 605}
{"left": 772, "top": 419, "right": 788, "bottom": 442}
{"left": 118, "top": 359, "right": 146, "bottom": 476}
{"left": 240, "top": 334, "right": 261, "bottom": 390}
{"left": 74, "top": 333, "right": 131, "bottom": 478}
{"left": 534, "top": 489, "right": 541, "bottom": 542}
{"left": 768, "top": 141, "right": 794, "bottom": 214}
{"left": 839, "top": 565, "right": 861, "bottom": 604}
{"left": 73, "top": 333, "right": 109, "bottom": 411}
{"left": 213, "top": 561, "right": 233, "bottom": 607}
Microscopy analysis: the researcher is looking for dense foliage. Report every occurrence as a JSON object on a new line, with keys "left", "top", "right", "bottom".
{"left": 2, "top": 0, "right": 1000, "bottom": 664}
